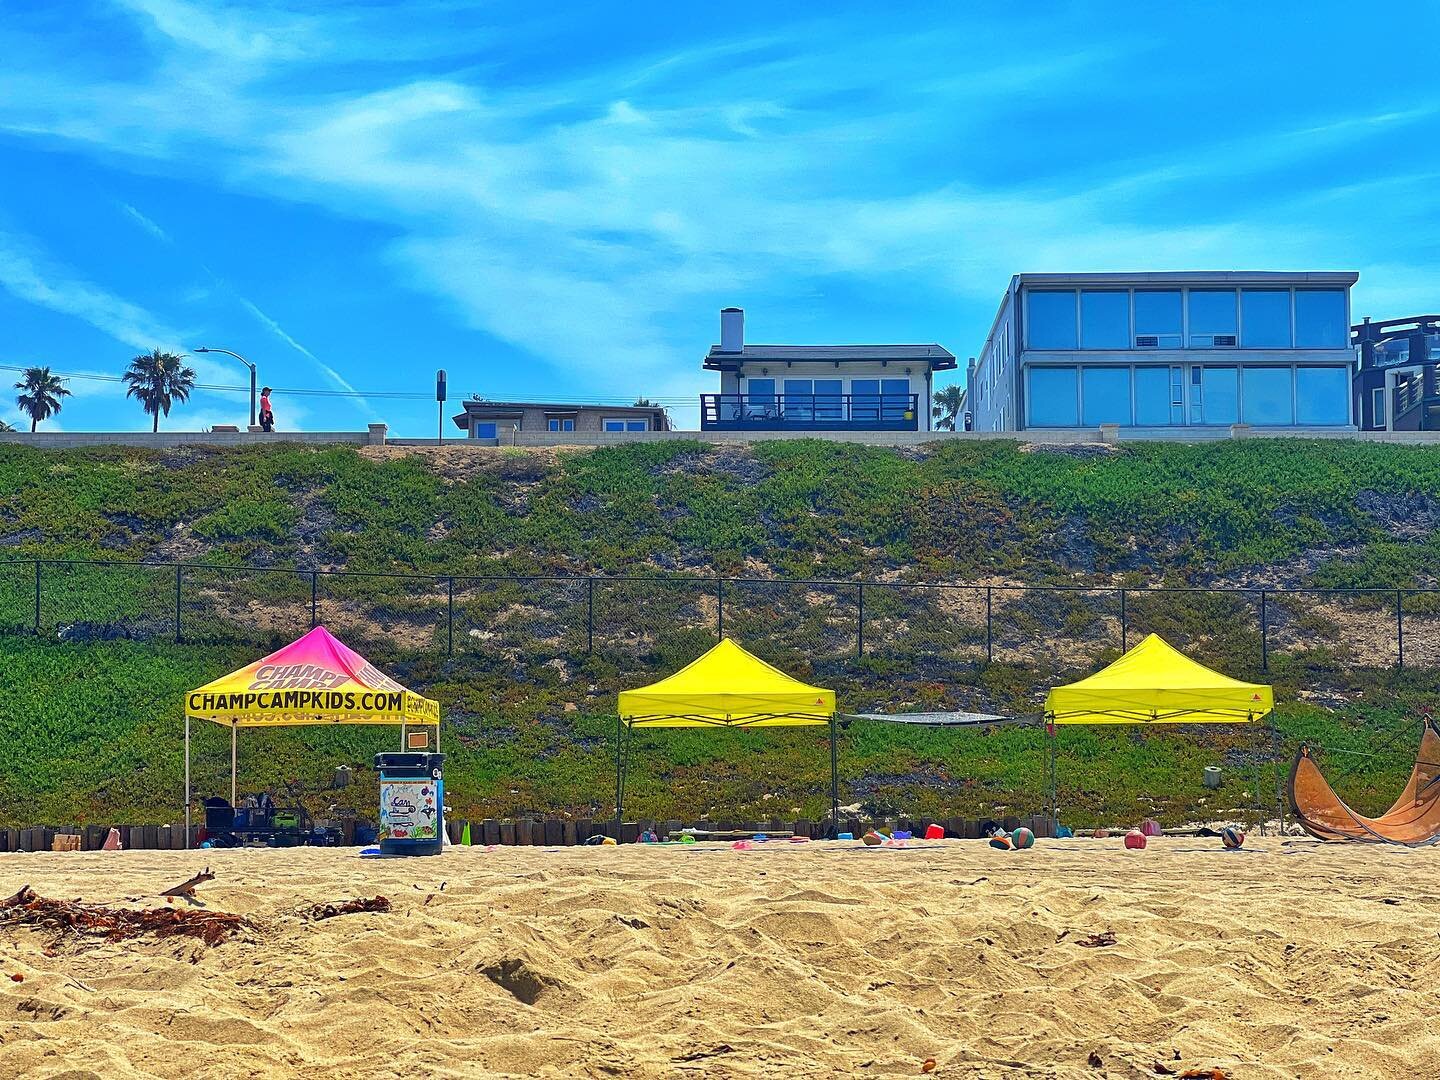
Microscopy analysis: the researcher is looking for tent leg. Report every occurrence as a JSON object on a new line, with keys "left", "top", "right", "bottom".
{"left": 615, "top": 716, "right": 624, "bottom": 841}
{"left": 1271, "top": 711, "right": 1283, "bottom": 837}
{"left": 230, "top": 723, "right": 237, "bottom": 807}
{"left": 184, "top": 715, "right": 191, "bottom": 850}
{"left": 399, "top": 722, "right": 405, "bottom": 751}
{"left": 829, "top": 714, "right": 839, "bottom": 833}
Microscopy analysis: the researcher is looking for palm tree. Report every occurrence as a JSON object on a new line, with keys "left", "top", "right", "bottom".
{"left": 932, "top": 384, "right": 965, "bottom": 431}
{"left": 0, "top": 420, "right": 14, "bottom": 432}
{"left": 124, "top": 349, "right": 197, "bottom": 432}
{"left": 14, "top": 366, "right": 72, "bottom": 432}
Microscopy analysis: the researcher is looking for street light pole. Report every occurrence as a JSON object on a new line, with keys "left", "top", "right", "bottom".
{"left": 193, "top": 346, "right": 258, "bottom": 427}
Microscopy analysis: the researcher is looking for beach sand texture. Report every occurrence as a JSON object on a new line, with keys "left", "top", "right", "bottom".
{"left": 0, "top": 839, "right": 1436, "bottom": 1078}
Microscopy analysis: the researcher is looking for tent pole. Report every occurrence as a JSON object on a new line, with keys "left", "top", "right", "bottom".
{"left": 230, "top": 722, "right": 237, "bottom": 806}
{"left": 829, "top": 714, "right": 839, "bottom": 832}
{"left": 184, "top": 715, "right": 191, "bottom": 850}
{"left": 615, "top": 716, "right": 624, "bottom": 841}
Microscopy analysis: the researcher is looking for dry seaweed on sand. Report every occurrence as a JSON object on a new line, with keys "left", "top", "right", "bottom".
{"left": 0, "top": 885, "right": 253, "bottom": 947}
{"left": 301, "top": 896, "right": 392, "bottom": 921}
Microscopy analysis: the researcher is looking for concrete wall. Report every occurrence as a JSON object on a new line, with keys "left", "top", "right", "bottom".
{"left": 0, "top": 425, "right": 387, "bottom": 449}
{"left": 401, "top": 425, "right": 1440, "bottom": 449}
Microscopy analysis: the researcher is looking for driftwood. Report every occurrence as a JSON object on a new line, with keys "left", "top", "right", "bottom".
{"left": 302, "top": 896, "right": 391, "bottom": 921}
{"left": 0, "top": 886, "right": 251, "bottom": 947}
{"left": 160, "top": 867, "right": 215, "bottom": 899}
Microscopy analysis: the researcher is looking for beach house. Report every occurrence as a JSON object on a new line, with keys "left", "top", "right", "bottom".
{"left": 1352, "top": 314, "right": 1440, "bottom": 431}
{"left": 699, "top": 308, "right": 957, "bottom": 432}
{"left": 452, "top": 399, "right": 671, "bottom": 440}
{"left": 967, "top": 272, "right": 1358, "bottom": 434}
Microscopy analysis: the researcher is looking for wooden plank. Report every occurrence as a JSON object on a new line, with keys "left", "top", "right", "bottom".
{"left": 516, "top": 818, "right": 532, "bottom": 846}
{"left": 446, "top": 819, "right": 462, "bottom": 844}
{"left": 159, "top": 825, "right": 173, "bottom": 849}
{"left": 562, "top": 820, "right": 577, "bottom": 846}
{"left": 499, "top": 821, "right": 515, "bottom": 845}
{"left": 482, "top": 818, "right": 500, "bottom": 846}
{"left": 543, "top": 819, "right": 563, "bottom": 847}
{"left": 530, "top": 820, "right": 545, "bottom": 846}
{"left": 619, "top": 822, "right": 639, "bottom": 844}
{"left": 118, "top": 825, "right": 132, "bottom": 850}
{"left": 1001, "top": 815, "right": 1021, "bottom": 832}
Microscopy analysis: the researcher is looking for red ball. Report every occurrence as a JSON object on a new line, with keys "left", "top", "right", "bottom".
{"left": 1124, "top": 829, "right": 1147, "bottom": 850}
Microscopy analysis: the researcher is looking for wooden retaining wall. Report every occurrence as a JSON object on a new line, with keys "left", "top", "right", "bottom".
{"left": 0, "top": 814, "right": 1055, "bottom": 853}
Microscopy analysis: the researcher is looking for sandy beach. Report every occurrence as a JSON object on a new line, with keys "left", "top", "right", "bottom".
{"left": 0, "top": 838, "right": 1436, "bottom": 1078}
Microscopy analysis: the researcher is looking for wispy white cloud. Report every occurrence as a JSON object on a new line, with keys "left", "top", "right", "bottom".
{"left": 0, "top": 231, "right": 187, "bottom": 354}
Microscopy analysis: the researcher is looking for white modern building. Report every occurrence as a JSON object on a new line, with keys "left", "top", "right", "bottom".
{"left": 701, "top": 308, "right": 957, "bottom": 432}
{"left": 967, "top": 272, "right": 1358, "bottom": 433}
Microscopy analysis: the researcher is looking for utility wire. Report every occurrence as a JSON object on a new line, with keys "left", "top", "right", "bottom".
{"left": 0, "top": 364, "right": 696, "bottom": 406}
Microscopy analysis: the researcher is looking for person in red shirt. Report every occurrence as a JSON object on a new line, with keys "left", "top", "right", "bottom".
{"left": 259, "top": 386, "right": 274, "bottom": 432}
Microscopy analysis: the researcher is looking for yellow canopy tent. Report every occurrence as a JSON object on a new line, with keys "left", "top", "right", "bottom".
{"left": 1045, "top": 633, "right": 1273, "bottom": 725}
{"left": 615, "top": 638, "right": 839, "bottom": 835}
{"left": 182, "top": 626, "right": 440, "bottom": 845}
{"left": 1041, "top": 633, "right": 1274, "bottom": 826}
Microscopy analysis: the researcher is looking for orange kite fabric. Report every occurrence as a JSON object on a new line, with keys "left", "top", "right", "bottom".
{"left": 1289, "top": 719, "right": 1440, "bottom": 846}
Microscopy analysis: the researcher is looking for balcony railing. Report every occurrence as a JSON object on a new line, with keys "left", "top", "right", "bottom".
{"left": 700, "top": 393, "right": 921, "bottom": 431}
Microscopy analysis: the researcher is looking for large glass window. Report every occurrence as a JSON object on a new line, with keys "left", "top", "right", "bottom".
{"left": 474, "top": 421, "right": 498, "bottom": 439}
{"left": 747, "top": 378, "right": 776, "bottom": 419}
{"left": 1134, "top": 366, "right": 1182, "bottom": 425}
{"left": 1027, "top": 366, "right": 1079, "bottom": 426}
{"left": 1296, "top": 366, "right": 1350, "bottom": 424}
{"left": 814, "top": 378, "right": 842, "bottom": 419}
{"left": 1027, "top": 290, "right": 1078, "bottom": 349}
{"left": 1294, "top": 290, "right": 1348, "bottom": 348}
{"left": 1188, "top": 290, "right": 1238, "bottom": 347}
{"left": 784, "top": 378, "right": 813, "bottom": 421}
{"left": 1081, "top": 366, "right": 1131, "bottom": 424}
{"left": 1191, "top": 366, "right": 1239, "bottom": 424}
{"left": 1241, "top": 290, "right": 1292, "bottom": 348}
{"left": 851, "top": 378, "right": 880, "bottom": 421}
{"left": 1080, "top": 290, "right": 1129, "bottom": 349}
{"left": 1134, "top": 290, "right": 1183, "bottom": 348}
{"left": 1242, "top": 366, "right": 1293, "bottom": 425}
{"left": 881, "top": 377, "right": 911, "bottom": 419}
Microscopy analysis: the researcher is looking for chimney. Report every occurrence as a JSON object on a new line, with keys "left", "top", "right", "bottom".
{"left": 720, "top": 307, "right": 744, "bottom": 354}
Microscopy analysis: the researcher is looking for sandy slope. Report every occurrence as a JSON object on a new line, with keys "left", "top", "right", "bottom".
{"left": 0, "top": 838, "right": 1437, "bottom": 1078}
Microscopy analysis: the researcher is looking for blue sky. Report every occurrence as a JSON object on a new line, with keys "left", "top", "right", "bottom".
{"left": 2, "top": 1, "right": 1439, "bottom": 434}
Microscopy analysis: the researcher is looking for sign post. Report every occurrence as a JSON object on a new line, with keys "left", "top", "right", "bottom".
{"left": 436, "top": 369, "right": 447, "bottom": 447}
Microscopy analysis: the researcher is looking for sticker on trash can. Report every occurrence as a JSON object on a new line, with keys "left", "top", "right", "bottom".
{"left": 379, "top": 780, "right": 439, "bottom": 841}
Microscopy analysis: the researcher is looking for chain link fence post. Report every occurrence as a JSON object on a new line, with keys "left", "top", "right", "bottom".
{"left": 1259, "top": 589, "right": 1268, "bottom": 672}
{"left": 311, "top": 570, "right": 319, "bottom": 629}
{"left": 1397, "top": 589, "right": 1405, "bottom": 670}
{"left": 856, "top": 582, "right": 864, "bottom": 658}
{"left": 33, "top": 559, "right": 41, "bottom": 635}
{"left": 985, "top": 586, "right": 992, "bottom": 663}
{"left": 447, "top": 576, "right": 454, "bottom": 656}
{"left": 175, "top": 564, "right": 183, "bottom": 644}
{"left": 587, "top": 577, "right": 595, "bottom": 656}
{"left": 1120, "top": 588, "right": 1128, "bottom": 653}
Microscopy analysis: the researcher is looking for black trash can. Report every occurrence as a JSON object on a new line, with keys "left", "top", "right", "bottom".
{"left": 374, "top": 752, "right": 446, "bottom": 856}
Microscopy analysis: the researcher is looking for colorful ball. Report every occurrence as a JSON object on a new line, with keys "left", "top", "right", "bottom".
{"left": 1091, "top": 828, "right": 1109, "bottom": 839}
{"left": 862, "top": 831, "right": 883, "bottom": 847}
{"left": 1124, "top": 829, "right": 1147, "bottom": 850}
{"left": 1140, "top": 819, "right": 1162, "bottom": 837}
{"left": 1011, "top": 827, "right": 1035, "bottom": 850}
{"left": 1221, "top": 826, "right": 1245, "bottom": 850}
{"left": 988, "top": 834, "right": 1013, "bottom": 851}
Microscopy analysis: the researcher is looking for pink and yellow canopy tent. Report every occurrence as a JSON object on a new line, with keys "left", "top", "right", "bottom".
{"left": 182, "top": 626, "right": 440, "bottom": 845}
{"left": 616, "top": 638, "right": 838, "bottom": 834}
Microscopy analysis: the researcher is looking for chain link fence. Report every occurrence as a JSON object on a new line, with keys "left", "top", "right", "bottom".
{"left": 2, "top": 559, "right": 1432, "bottom": 680}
